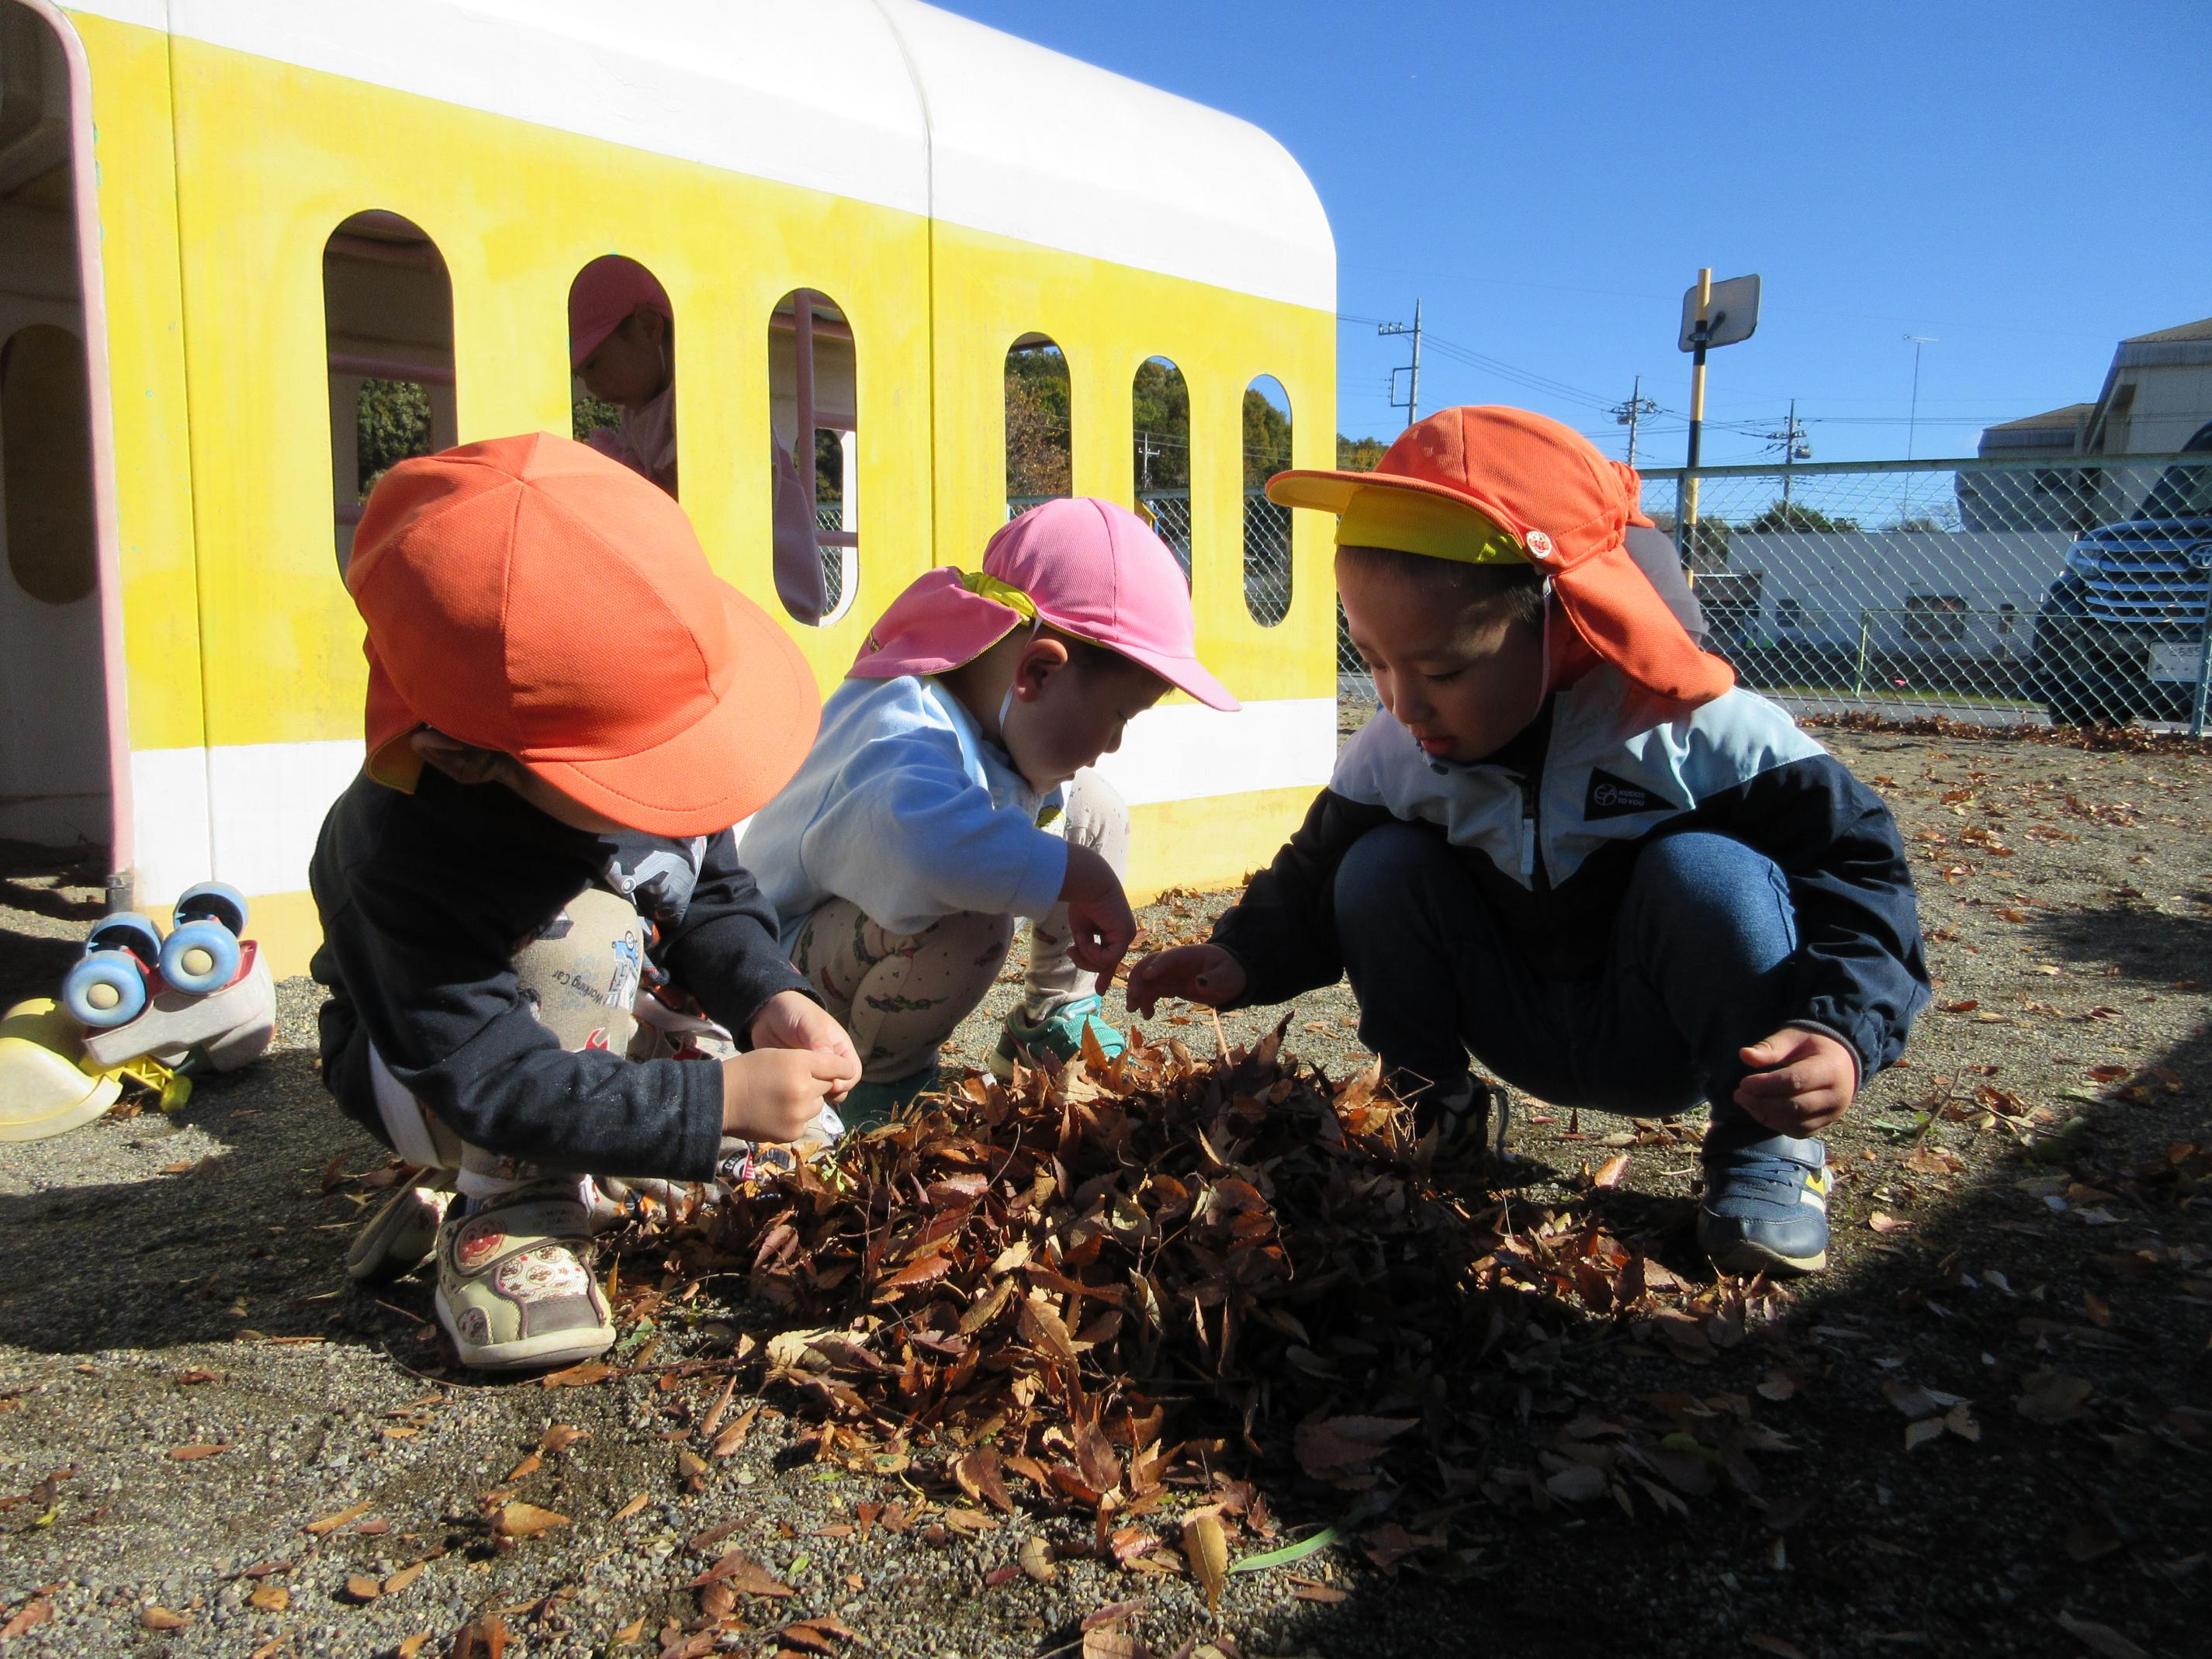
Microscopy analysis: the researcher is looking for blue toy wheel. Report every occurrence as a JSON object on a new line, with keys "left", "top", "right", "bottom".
{"left": 173, "top": 881, "right": 248, "bottom": 936}
{"left": 161, "top": 920, "right": 241, "bottom": 995}
{"left": 64, "top": 951, "right": 149, "bottom": 1027}
{"left": 86, "top": 911, "right": 164, "bottom": 968}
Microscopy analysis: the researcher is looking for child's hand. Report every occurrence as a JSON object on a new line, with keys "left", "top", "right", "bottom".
{"left": 1061, "top": 844, "right": 1137, "bottom": 989}
{"left": 720, "top": 1047, "right": 846, "bottom": 1144}
{"left": 1125, "top": 944, "right": 1247, "bottom": 1018}
{"left": 1733, "top": 1027, "right": 1857, "bottom": 1134}
{"left": 749, "top": 989, "right": 860, "bottom": 1103}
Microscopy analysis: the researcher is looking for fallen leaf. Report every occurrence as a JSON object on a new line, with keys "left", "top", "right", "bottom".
{"left": 0, "top": 1601, "right": 51, "bottom": 1640}
{"left": 1868, "top": 1211, "right": 1910, "bottom": 1234}
{"left": 383, "top": 1561, "right": 427, "bottom": 1595}
{"left": 1743, "top": 1638, "right": 1809, "bottom": 1659}
{"left": 1544, "top": 1463, "right": 1608, "bottom": 1502}
{"left": 397, "top": 1636, "right": 431, "bottom": 1659}
{"left": 1019, "top": 1535, "right": 1058, "bottom": 1582}
{"left": 1291, "top": 1578, "right": 1348, "bottom": 1603}
{"left": 166, "top": 1443, "right": 230, "bottom": 1461}
{"left": 140, "top": 1605, "right": 189, "bottom": 1631}
{"left": 2017, "top": 1370, "right": 2095, "bottom": 1425}
{"left": 342, "top": 1574, "right": 383, "bottom": 1603}
{"left": 611, "top": 1492, "right": 649, "bottom": 1522}
{"left": 2055, "top": 1611, "right": 2148, "bottom": 1659}
{"left": 303, "top": 1500, "right": 371, "bottom": 1535}
{"left": 537, "top": 1361, "right": 612, "bottom": 1387}
{"left": 492, "top": 1501, "right": 570, "bottom": 1539}
{"left": 248, "top": 1584, "right": 289, "bottom": 1612}
{"left": 1183, "top": 1513, "right": 1228, "bottom": 1612}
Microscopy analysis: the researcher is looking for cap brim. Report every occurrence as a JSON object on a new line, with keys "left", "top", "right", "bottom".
{"left": 1553, "top": 545, "right": 1734, "bottom": 705}
{"left": 521, "top": 584, "right": 822, "bottom": 836}
{"left": 849, "top": 568, "right": 1025, "bottom": 681}
{"left": 1267, "top": 466, "right": 1527, "bottom": 534}
{"left": 1108, "top": 642, "right": 1240, "bottom": 712}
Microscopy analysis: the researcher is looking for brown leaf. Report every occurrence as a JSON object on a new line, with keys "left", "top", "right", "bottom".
{"left": 688, "top": 1550, "right": 794, "bottom": 1598}
{"left": 248, "top": 1584, "right": 289, "bottom": 1612}
{"left": 502, "top": 1452, "right": 543, "bottom": 1484}
{"left": 872, "top": 1252, "right": 954, "bottom": 1300}
{"left": 303, "top": 1499, "right": 372, "bottom": 1535}
{"left": 2054, "top": 1612, "right": 2148, "bottom": 1659}
{"left": 1182, "top": 1513, "right": 1228, "bottom": 1612}
{"left": 1293, "top": 1415, "right": 1417, "bottom": 1477}
{"left": 491, "top": 1501, "right": 570, "bottom": 1539}
{"left": 1019, "top": 1535, "right": 1057, "bottom": 1582}
{"left": 1590, "top": 1153, "right": 1631, "bottom": 1190}
{"left": 1868, "top": 1210, "right": 1910, "bottom": 1234}
{"left": 165, "top": 1443, "right": 229, "bottom": 1460}
{"left": 1083, "top": 1630, "right": 1154, "bottom": 1659}
{"left": 140, "top": 1605, "right": 190, "bottom": 1631}
{"left": 383, "top": 1560, "right": 427, "bottom": 1595}
{"left": 537, "top": 1361, "right": 613, "bottom": 1387}
{"left": 611, "top": 1491, "right": 650, "bottom": 1522}
{"left": 342, "top": 1573, "right": 383, "bottom": 1603}
{"left": 1743, "top": 1639, "right": 1810, "bottom": 1659}
{"left": 0, "top": 1602, "right": 52, "bottom": 1640}
{"left": 175, "top": 1369, "right": 220, "bottom": 1386}
{"left": 2016, "top": 1370, "right": 2095, "bottom": 1425}
{"left": 954, "top": 1446, "right": 1016, "bottom": 1514}
{"left": 1291, "top": 1578, "right": 1348, "bottom": 1603}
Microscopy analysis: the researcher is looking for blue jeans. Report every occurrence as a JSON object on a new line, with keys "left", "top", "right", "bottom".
{"left": 1334, "top": 824, "right": 1799, "bottom": 1119}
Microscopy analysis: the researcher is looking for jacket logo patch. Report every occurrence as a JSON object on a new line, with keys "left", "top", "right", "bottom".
{"left": 1584, "top": 768, "right": 1674, "bottom": 820}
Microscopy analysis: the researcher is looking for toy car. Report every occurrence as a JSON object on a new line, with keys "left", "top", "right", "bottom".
{"left": 0, "top": 882, "right": 275, "bottom": 1143}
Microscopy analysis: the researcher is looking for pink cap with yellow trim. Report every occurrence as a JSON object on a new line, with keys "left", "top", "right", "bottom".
{"left": 850, "top": 497, "right": 1238, "bottom": 711}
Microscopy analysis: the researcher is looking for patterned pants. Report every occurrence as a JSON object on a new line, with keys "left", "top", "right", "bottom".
{"left": 369, "top": 885, "right": 722, "bottom": 1197}
{"left": 788, "top": 767, "right": 1130, "bottom": 1082}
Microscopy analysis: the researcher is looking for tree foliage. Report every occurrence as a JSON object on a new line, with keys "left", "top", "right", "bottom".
{"left": 1242, "top": 386, "right": 1292, "bottom": 490}
{"left": 1006, "top": 345, "right": 1072, "bottom": 499}
{"left": 1336, "top": 435, "right": 1389, "bottom": 472}
{"left": 355, "top": 379, "right": 432, "bottom": 498}
{"left": 1131, "top": 358, "right": 1191, "bottom": 490}
{"left": 1744, "top": 500, "right": 1861, "bottom": 535}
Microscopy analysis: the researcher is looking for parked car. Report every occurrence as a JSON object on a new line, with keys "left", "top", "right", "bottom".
{"left": 2030, "top": 421, "right": 2212, "bottom": 726}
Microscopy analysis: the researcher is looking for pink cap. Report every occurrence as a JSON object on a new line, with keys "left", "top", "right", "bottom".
{"left": 569, "top": 255, "right": 673, "bottom": 369}
{"left": 851, "top": 497, "right": 1238, "bottom": 711}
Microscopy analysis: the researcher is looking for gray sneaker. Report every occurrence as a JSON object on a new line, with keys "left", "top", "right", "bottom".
{"left": 344, "top": 1183, "right": 448, "bottom": 1284}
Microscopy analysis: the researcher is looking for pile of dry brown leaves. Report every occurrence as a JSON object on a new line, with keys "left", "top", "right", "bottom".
{"left": 629, "top": 1027, "right": 1798, "bottom": 1556}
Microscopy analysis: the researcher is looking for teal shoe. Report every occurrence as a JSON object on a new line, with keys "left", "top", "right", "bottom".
{"left": 989, "top": 993, "right": 1126, "bottom": 1082}
{"left": 837, "top": 1065, "right": 937, "bottom": 1131}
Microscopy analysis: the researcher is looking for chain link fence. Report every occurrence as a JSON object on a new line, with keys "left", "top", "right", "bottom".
{"left": 1334, "top": 452, "right": 2212, "bottom": 733}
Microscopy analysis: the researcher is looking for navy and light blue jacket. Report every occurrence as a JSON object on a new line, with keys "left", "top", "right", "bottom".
{"left": 1211, "top": 664, "right": 1930, "bottom": 1083}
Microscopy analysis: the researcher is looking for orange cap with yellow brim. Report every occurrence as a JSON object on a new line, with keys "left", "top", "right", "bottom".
{"left": 1265, "top": 405, "right": 1733, "bottom": 705}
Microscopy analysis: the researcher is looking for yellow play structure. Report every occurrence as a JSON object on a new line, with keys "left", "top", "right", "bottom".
{"left": 0, "top": 0, "right": 1338, "bottom": 977}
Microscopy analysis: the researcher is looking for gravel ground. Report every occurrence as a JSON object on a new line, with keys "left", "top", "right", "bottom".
{"left": 2, "top": 723, "right": 2208, "bottom": 1658}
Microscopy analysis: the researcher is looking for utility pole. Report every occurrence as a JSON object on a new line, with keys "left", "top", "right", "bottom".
{"left": 1379, "top": 300, "right": 1423, "bottom": 430}
{"left": 1903, "top": 335, "right": 1936, "bottom": 521}
{"left": 1758, "top": 399, "right": 1812, "bottom": 513}
{"left": 1136, "top": 428, "right": 1156, "bottom": 492}
{"left": 1611, "top": 375, "right": 1660, "bottom": 467}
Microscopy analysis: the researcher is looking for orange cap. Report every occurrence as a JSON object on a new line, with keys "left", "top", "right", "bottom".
{"left": 1267, "top": 406, "right": 1733, "bottom": 705}
{"left": 348, "top": 433, "right": 820, "bottom": 836}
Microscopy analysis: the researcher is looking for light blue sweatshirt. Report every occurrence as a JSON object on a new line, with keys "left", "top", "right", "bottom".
{"left": 739, "top": 675, "right": 1067, "bottom": 948}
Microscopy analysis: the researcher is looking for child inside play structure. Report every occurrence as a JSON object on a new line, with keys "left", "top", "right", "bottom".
{"left": 310, "top": 434, "right": 861, "bottom": 1371}
{"left": 741, "top": 497, "right": 1238, "bottom": 1125}
{"left": 1127, "top": 406, "right": 1930, "bottom": 1279}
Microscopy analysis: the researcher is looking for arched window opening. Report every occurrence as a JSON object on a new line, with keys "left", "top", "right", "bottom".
{"left": 768, "top": 289, "right": 857, "bottom": 626}
{"left": 1243, "top": 375, "right": 1293, "bottom": 625}
{"left": 1, "top": 0, "right": 112, "bottom": 850}
{"left": 570, "top": 255, "right": 677, "bottom": 498}
{"left": 1131, "top": 355, "right": 1191, "bottom": 582}
{"left": 324, "top": 211, "right": 455, "bottom": 573}
{"left": 1006, "top": 335, "right": 1071, "bottom": 516}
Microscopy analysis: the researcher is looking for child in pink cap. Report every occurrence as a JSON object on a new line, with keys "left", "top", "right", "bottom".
{"left": 742, "top": 497, "right": 1238, "bottom": 1122}
{"left": 569, "top": 254, "right": 829, "bottom": 625}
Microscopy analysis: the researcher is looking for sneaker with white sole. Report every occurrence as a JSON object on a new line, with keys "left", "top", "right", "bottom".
{"left": 1697, "top": 1122, "right": 1831, "bottom": 1276}
{"left": 989, "top": 994, "right": 1125, "bottom": 1082}
{"left": 1407, "top": 1072, "right": 1511, "bottom": 1164}
{"left": 344, "top": 1183, "right": 449, "bottom": 1284}
{"left": 434, "top": 1184, "right": 614, "bottom": 1370}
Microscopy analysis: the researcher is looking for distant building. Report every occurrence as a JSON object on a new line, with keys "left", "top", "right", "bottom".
{"left": 1962, "top": 318, "right": 2212, "bottom": 530}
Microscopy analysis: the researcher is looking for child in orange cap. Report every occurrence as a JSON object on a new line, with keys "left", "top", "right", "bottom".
{"left": 311, "top": 433, "right": 862, "bottom": 1371}
{"left": 742, "top": 497, "right": 1237, "bottom": 1123}
{"left": 1130, "top": 407, "right": 1930, "bottom": 1279}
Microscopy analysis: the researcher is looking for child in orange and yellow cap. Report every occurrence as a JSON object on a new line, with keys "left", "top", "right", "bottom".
{"left": 310, "top": 434, "right": 861, "bottom": 1371}
{"left": 1130, "top": 407, "right": 1930, "bottom": 1280}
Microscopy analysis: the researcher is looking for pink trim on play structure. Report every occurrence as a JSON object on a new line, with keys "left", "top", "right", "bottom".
{"left": 19, "top": 0, "right": 134, "bottom": 904}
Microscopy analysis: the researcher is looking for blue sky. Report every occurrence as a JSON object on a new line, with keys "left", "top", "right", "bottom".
{"left": 938, "top": 1, "right": 2212, "bottom": 466}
